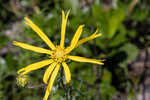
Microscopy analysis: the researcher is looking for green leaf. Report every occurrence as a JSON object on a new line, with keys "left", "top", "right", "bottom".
{"left": 92, "top": 5, "right": 125, "bottom": 39}
{"left": 0, "top": 57, "right": 7, "bottom": 76}
{"left": 108, "top": 9, "right": 125, "bottom": 38}
{"left": 110, "top": 25, "right": 127, "bottom": 47}
{"left": 101, "top": 69, "right": 112, "bottom": 84}
{"left": 120, "top": 43, "right": 139, "bottom": 63}
{"left": 131, "top": 9, "right": 149, "bottom": 21}
{"left": 0, "top": 35, "right": 8, "bottom": 48}
{"left": 127, "top": 29, "right": 137, "bottom": 38}
{"left": 5, "top": 53, "right": 17, "bottom": 70}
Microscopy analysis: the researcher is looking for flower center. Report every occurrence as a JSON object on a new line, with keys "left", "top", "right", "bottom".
{"left": 51, "top": 46, "right": 67, "bottom": 63}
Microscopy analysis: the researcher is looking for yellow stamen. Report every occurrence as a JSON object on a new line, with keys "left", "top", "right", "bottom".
{"left": 51, "top": 46, "right": 67, "bottom": 63}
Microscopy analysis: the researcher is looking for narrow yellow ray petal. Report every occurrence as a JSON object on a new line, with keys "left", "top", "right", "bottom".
{"left": 60, "top": 10, "right": 70, "bottom": 48}
{"left": 76, "top": 29, "right": 102, "bottom": 47}
{"left": 24, "top": 17, "right": 55, "bottom": 50}
{"left": 68, "top": 55, "right": 104, "bottom": 65}
{"left": 62, "top": 62, "right": 71, "bottom": 83}
{"left": 17, "top": 59, "right": 53, "bottom": 75}
{"left": 13, "top": 41, "right": 52, "bottom": 55}
{"left": 43, "top": 64, "right": 60, "bottom": 100}
{"left": 43, "top": 62, "right": 57, "bottom": 84}
{"left": 65, "top": 25, "right": 84, "bottom": 53}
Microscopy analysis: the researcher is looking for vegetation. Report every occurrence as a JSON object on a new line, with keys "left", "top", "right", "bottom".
{"left": 0, "top": 0, "right": 149, "bottom": 100}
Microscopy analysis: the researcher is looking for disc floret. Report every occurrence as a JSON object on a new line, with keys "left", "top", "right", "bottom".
{"left": 51, "top": 46, "right": 67, "bottom": 63}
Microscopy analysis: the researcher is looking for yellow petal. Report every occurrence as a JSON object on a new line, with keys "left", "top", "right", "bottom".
{"left": 17, "top": 59, "right": 53, "bottom": 75}
{"left": 60, "top": 10, "right": 70, "bottom": 48}
{"left": 76, "top": 29, "right": 102, "bottom": 47}
{"left": 13, "top": 41, "right": 52, "bottom": 55}
{"left": 65, "top": 25, "right": 84, "bottom": 53}
{"left": 43, "top": 64, "right": 60, "bottom": 100}
{"left": 68, "top": 55, "right": 104, "bottom": 65}
{"left": 62, "top": 62, "right": 71, "bottom": 83}
{"left": 43, "top": 62, "right": 57, "bottom": 84}
{"left": 24, "top": 17, "right": 55, "bottom": 50}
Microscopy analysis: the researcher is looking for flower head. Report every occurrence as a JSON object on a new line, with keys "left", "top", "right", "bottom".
{"left": 13, "top": 10, "right": 104, "bottom": 100}
{"left": 17, "top": 75, "right": 28, "bottom": 87}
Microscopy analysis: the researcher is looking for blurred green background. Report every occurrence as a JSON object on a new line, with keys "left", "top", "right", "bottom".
{"left": 0, "top": 0, "right": 150, "bottom": 100}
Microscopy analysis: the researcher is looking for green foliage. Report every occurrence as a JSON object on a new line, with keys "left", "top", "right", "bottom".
{"left": 0, "top": 35, "right": 9, "bottom": 48}
{"left": 0, "top": 0, "right": 149, "bottom": 100}
{"left": 92, "top": 5, "right": 125, "bottom": 38}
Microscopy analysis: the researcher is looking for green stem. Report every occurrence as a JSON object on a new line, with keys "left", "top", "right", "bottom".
{"left": 60, "top": 67, "right": 69, "bottom": 100}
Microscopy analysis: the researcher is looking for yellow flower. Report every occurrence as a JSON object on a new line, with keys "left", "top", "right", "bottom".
{"left": 13, "top": 10, "right": 104, "bottom": 100}
{"left": 17, "top": 75, "right": 28, "bottom": 87}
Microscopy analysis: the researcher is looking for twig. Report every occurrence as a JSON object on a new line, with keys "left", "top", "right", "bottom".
{"left": 128, "top": 0, "right": 139, "bottom": 16}
{"left": 25, "top": 83, "right": 47, "bottom": 89}
{"left": 95, "top": 68, "right": 101, "bottom": 100}
{"left": 93, "top": 39, "right": 102, "bottom": 100}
